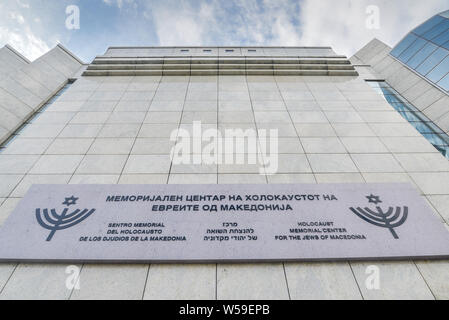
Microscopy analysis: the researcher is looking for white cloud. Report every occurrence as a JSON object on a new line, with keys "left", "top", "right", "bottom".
{"left": 16, "top": 0, "right": 30, "bottom": 9}
{"left": 298, "top": 0, "right": 449, "bottom": 57}
{"left": 0, "top": 0, "right": 54, "bottom": 61}
{"left": 144, "top": 0, "right": 303, "bottom": 46}
{"left": 9, "top": 12, "right": 25, "bottom": 25}
{"left": 103, "top": 0, "right": 136, "bottom": 9}
{"left": 0, "top": 25, "right": 50, "bottom": 60}
{"left": 142, "top": 0, "right": 448, "bottom": 56}
{"left": 147, "top": 1, "right": 216, "bottom": 45}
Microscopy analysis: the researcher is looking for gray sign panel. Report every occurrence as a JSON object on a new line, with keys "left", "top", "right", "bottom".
{"left": 0, "top": 183, "right": 448, "bottom": 263}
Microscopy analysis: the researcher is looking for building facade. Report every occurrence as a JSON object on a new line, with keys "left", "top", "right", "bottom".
{"left": 0, "top": 12, "right": 449, "bottom": 300}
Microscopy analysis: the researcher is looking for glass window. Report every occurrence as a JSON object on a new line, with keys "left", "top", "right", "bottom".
{"left": 423, "top": 133, "right": 449, "bottom": 146}
{"left": 435, "top": 145, "right": 449, "bottom": 159}
{"left": 389, "top": 102, "right": 416, "bottom": 112}
{"left": 398, "top": 37, "right": 427, "bottom": 63}
{"left": 443, "top": 40, "right": 449, "bottom": 51}
{"left": 414, "top": 15, "right": 445, "bottom": 35}
{"left": 437, "top": 73, "right": 449, "bottom": 91}
{"left": 426, "top": 55, "right": 449, "bottom": 82}
{"left": 399, "top": 112, "right": 424, "bottom": 122}
{"left": 422, "top": 121, "right": 445, "bottom": 133}
{"left": 378, "top": 86, "right": 397, "bottom": 95}
{"left": 412, "top": 121, "right": 442, "bottom": 134}
{"left": 366, "top": 80, "right": 449, "bottom": 158}
{"left": 407, "top": 42, "right": 438, "bottom": 68}
{"left": 391, "top": 34, "right": 418, "bottom": 57}
{"left": 380, "top": 94, "right": 402, "bottom": 104}
{"left": 433, "top": 29, "right": 449, "bottom": 46}
{"left": 416, "top": 48, "right": 449, "bottom": 75}
{"left": 422, "top": 20, "right": 449, "bottom": 40}
{"left": 365, "top": 81, "right": 382, "bottom": 88}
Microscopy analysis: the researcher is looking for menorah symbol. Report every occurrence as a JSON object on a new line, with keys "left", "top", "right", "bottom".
{"left": 36, "top": 200, "right": 95, "bottom": 241}
{"left": 350, "top": 206, "right": 408, "bottom": 239}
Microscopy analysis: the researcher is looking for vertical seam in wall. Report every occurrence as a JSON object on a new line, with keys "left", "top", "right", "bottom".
{"left": 414, "top": 261, "right": 437, "bottom": 300}
{"left": 117, "top": 75, "right": 162, "bottom": 183}
{"left": 67, "top": 78, "right": 125, "bottom": 183}
{"left": 274, "top": 75, "right": 315, "bottom": 182}
{"left": 424, "top": 194, "right": 448, "bottom": 224}
{"left": 282, "top": 263, "right": 291, "bottom": 300}
{"left": 216, "top": 73, "right": 219, "bottom": 184}
{"left": 246, "top": 70, "right": 268, "bottom": 180}
{"left": 216, "top": 71, "right": 220, "bottom": 300}
{"left": 166, "top": 74, "right": 191, "bottom": 184}
{"left": 0, "top": 263, "right": 18, "bottom": 296}
{"left": 68, "top": 264, "right": 84, "bottom": 300}
{"left": 141, "top": 264, "right": 151, "bottom": 300}
{"left": 215, "top": 264, "right": 218, "bottom": 300}
{"left": 348, "top": 263, "right": 364, "bottom": 300}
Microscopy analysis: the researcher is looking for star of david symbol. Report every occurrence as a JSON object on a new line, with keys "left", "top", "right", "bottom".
{"left": 62, "top": 196, "right": 79, "bottom": 207}
{"left": 366, "top": 194, "right": 382, "bottom": 205}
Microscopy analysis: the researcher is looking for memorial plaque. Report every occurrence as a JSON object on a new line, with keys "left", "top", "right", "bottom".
{"left": 0, "top": 183, "right": 448, "bottom": 263}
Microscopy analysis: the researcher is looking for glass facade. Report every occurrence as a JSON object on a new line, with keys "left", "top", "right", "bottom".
{"left": 390, "top": 10, "right": 449, "bottom": 92}
{"left": 367, "top": 80, "right": 449, "bottom": 158}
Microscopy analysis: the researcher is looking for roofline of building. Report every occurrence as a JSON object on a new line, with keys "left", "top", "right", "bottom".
{"left": 438, "top": 9, "right": 449, "bottom": 17}
{"left": 56, "top": 43, "right": 85, "bottom": 65}
{"left": 106, "top": 46, "right": 334, "bottom": 49}
{"left": 95, "top": 55, "right": 349, "bottom": 59}
{"left": 3, "top": 44, "right": 31, "bottom": 64}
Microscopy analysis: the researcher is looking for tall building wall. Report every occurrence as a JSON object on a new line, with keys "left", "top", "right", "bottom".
{"left": 0, "top": 44, "right": 83, "bottom": 144}
{"left": 352, "top": 39, "right": 449, "bottom": 134}
{"left": 1, "top": 28, "right": 449, "bottom": 302}
{"left": 0, "top": 46, "right": 448, "bottom": 299}
{"left": 0, "top": 45, "right": 30, "bottom": 80}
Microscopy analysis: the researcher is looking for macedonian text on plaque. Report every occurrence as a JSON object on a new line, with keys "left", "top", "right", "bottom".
{"left": 0, "top": 183, "right": 448, "bottom": 263}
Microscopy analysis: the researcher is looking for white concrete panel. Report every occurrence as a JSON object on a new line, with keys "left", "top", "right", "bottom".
{"left": 144, "top": 264, "right": 216, "bottom": 300}
{"left": 0, "top": 264, "right": 79, "bottom": 300}
{"left": 285, "top": 262, "right": 362, "bottom": 300}
{"left": 217, "top": 264, "right": 289, "bottom": 300}
{"left": 416, "top": 261, "right": 449, "bottom": 300}
{"left": 0, "top": 87, "right": 33, "bottom": 118}
{"left": 351, "top": 262, "right": 434, "bottom": 300}
{"left": 70, "top": 264, "right": 148, "bottom": 300}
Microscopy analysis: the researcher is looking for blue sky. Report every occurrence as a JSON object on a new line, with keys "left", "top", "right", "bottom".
{"left": 1, "top": 0, "right": 448, "bottom": 62}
